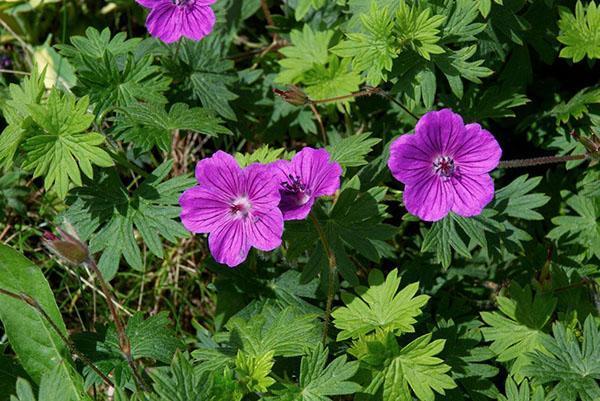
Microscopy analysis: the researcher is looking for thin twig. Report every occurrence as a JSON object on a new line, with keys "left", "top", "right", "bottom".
{"left": 309, "top": 103, "right": 327, "bottom": 144}
{"left": 0, "top": 288, "right": 114, "bottom": 388}
{"left": 85, "top": 259, "right": 148, "bottom": 391}
{"left": 0, "top": 68, "right": 31, "bottom": 76}
{"left": 498, "top": 154, "right": 588, "bottom": 169}
{"left": 260, "top": 0, "right": 277, "bottom": 39}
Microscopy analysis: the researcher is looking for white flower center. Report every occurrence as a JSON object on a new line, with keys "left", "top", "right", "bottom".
{"left": 433, "top": 156, "right": 456, "bottom": 178}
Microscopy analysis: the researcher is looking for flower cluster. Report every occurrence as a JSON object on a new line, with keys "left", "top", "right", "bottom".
{"left": 180, "top": 148, "right": 342, "bottom": 267}
{"left": 180, "top": 109, "right": 502, "bottom": 267}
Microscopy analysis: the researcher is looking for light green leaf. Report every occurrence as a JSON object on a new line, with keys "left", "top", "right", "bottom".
{"left": 557, "top": 1, "right": 600, "bottom": 62}
{"left": 332, "top": 269, "right": 429, "bottom": 340}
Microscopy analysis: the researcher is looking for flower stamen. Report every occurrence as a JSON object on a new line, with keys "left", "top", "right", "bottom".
{"left": 433, "top": 156, "right": 456, "bottom": 178}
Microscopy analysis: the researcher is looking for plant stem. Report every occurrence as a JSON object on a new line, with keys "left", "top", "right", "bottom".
{"left": 173, "top": 37, "right": 183, "bottom": 61}
{"left": 309, "top": 212, "right": 336, "bottom": 344}
{"left": 85, "top": 259, "right": 148, "bottom": 391}
{"left": 497, "top": 154, "right": 587, "bottom": 169}
{"left": 0, "top": 288, "right": 114, "bottom": 388}
{"left": 260, "top": 0, "right": 277, "bottom": 39}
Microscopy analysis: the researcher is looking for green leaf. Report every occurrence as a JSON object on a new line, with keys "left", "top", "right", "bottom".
{"left": 0, "top": 68, "right": 45, "bottom": 168}
{"left": 295, "top": 0, "right": 326, "bottom": 20}
{"left": 480, "top": 283, "right": 557, "bottom": 377}
{"left": 77, "top": 52, "right": 170, "bottom": 115}
{"left": 0, "top": 245, "right": 88, "bottom": 400}
{"left": 234, "top": 146, "right": 290, "bottom": 167}
{"left": 179, "top": 37, "right": 238, "bottom": 120}
{"left": 269, "top": 343, "right": 361, "bottom": 401}
{"left": 64, "top": 161, "right": 194, "bottom": 279}
{"left": 395, "top": 2, "right": 446, "bottom": 60}
{"left": 493, "top": 175, "right": 550, "bottom": 220}
{"left": 276, "top": 25, "right": 334, "bottom": 85}
{"left": 557, "top": 1, "right": 600, "bottom": 62}
{"left": 497, "top": 377, "right": 545, "bottom": 401}
{"left": 57, "top": 27, "right": 141, "bottom": 69}
{"left": 115, "top": 102, "right": 230, "bottom": 152}
{"left": 522, "top": 316, "right": 600, "bottom": 401}
{"left": 354, "top": 332, "right": 456, "bottom": 401}
{"left": 20, "top": 90, "right": 113, "bottom": 199}
{"left": 549, "top": 86, "right": 600, "bottom": 124}
{"left": 303, "top": 56, "right": 362, "bottom": 102}
{"left": 331, "top": 5, "right": 398, "bottom": 85}
{"left": 327, "top": 132, "right": 381, "bottom": 168}
{"left": 149, "top": 352, "right": 243, "bottom": 401}
{"left": 434, "top": 46, "right": 493, "bottom": 98}
{"left": 332, "top": 269, "right": 429, "bottom": 340}
{"left": 548, "top": 194, "right": 600, "bottom": 260}
{"left": 235, "top": 350, "right": 276, "bottom": 393}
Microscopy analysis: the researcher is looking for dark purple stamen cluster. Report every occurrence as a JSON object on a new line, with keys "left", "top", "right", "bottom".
{"left": 433, "top": 156, "right": 456, "bottom": 178}
{"left": 281, "top": 173, "right": 309, "bottom": 194}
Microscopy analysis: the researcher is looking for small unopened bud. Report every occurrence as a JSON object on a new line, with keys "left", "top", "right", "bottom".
{"left": 571, "top": 131, "right": 600, "bottom": 162}
{"left": 42, "top": 222, "right": 89, "bottom": 265}
{"left": 273, "top": 85, "right": 309, "bottom": 106}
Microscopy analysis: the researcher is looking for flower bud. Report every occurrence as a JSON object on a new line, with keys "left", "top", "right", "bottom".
{"left": 571, "top": 131, "right": 600, "bottom": 163}
{"left": 273, "top": 85, "right": 309, "bottom": 106}
{"left": 42, "top": 222, "right": 89, "bottom": 265}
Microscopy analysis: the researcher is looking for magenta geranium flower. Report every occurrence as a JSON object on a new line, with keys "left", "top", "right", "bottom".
{"left": 388, "top": 109, "right": 502, "bottom": 222}
{"left": 269, "top": 148, "right": 342, "bottom": 220}
{"left": 179, "top": 151, "right": 284, "bottom": 267}
{"left": 136, "top": 0, "right": 216, "bottom": 44}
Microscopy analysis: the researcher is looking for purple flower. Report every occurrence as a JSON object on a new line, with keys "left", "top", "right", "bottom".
{"left": 269, "top": 148, "right": 342, "bottom": 221}
{"left": 388, "top": 109, "right": 502, "bottom": 222}
{"left": 136, "top": 0, "right": 216, "bottom": 44}
{"left": 179, "top": 151, "right": 284, "bottom": 267}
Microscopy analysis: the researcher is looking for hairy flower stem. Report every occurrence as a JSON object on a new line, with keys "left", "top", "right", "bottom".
{"left": 0, "top": 288, "right": 114, "bottom": 388}
{"left": 309, "top": 212, "right": 336, "bottom": 344}
{"left": 85, "top": 258, "right": 148, "bottom": 391}
{"left": 498, "top": 154, "right": 588, "bottom": 169}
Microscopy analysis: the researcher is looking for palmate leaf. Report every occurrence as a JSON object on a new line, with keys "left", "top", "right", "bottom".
{"left": 327, "top": 132, "right": 381, "bottom": 169}
{"left": 77, "top": 52, "right": 170, "bottom": 115}
{"left": 497, "top": 378, "right": 545, "bottom": 401}
{"left": 332, "top": 269, "right": 429, "bottom": 341}
{"left": 295, "top": 0, "right": 326, "bottom": 20}
{"left": 480, "top": 283, "right": 557, "bottom": 377}
{"left": 57, "top": 27, "right": 141, "bottom": 69}
{"left": 20, "top": 90, "right": 113, "bottom": 199}
{"left": 303, "top": 56, "right": 362, "bottom": 102}
{"left": 549, "top": 86, "right": 600, "bottom": 124}
{"left": 0, "top": 68, "right": 45, "bottom": 168}
{"left": 192, "top": 303, "right": 321, "bottom": 373}
{"left": 276, "top": 25, "right": 333, "bottom": 85}
{"left": 548, "top": 194, "right": 600, "bottom": 261}
{"left": 285, "top": 179, "right": 396, "bottom": 286}
{"left": 395, "top": 2, "right": 446, "bottom": 60}
{"left": 522, "top": 316, "right": 600, "bottom": 401}
{"left": 353, "top": 332, "right": 456, "bottom": 401}
{"left": 493, "top": 175, "right": 550, "bottom": 221}
{"left": 434, "top": 45, "right": 493, "bottom": 99}
{"left": 235, "top": 350, "right": 276, "bottom": 393}
{"left": 178, "top": 37, "right": 238, "bottom": 120}
{"left": 331, "top": 5, "right": 398, "bottom": 85}
{"left": 148, "top": 352, "right": 242, "bottom": 401}
{"left": 114, "top": 102, "right": 230, "bottom": 152}
{"left": 266, "top": 343, "right": 361, "bottom": 401}
{"left": 557, "top": 1, "right": 600, "bottom": 62}
{"left": 63, "top": 161, "right": 195, "bottom": 279}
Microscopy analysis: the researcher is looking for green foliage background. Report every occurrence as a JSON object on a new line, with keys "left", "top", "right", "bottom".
{"left": 0, "top": 0, "right": 599, "bottom": 400}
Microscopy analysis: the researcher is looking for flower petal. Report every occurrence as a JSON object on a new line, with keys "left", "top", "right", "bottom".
{"left": 181, "top": 3, "right": 216, "bottom": 40}
{"left": 453, "top": 123, "right": 502, "bottom": 174}
{"left": 179, "top": 186, "right": 230, "bottom": 233}
{"left": 388, "top": 133, "right": 435, "bottom": 185}
{"left": 195, "top": 151, "right": 242, "bottom": 200}
{"left": 291, "top": 147, "right": 341, "bottom": 197}
{"left": 208, "top": 219, "right": 250, "bottom": 267}
{"left": 415, "top": 108, "right": 465, "bottom": 156}
{"left": 146, "top": 3, "right": 183, "bottom": 43}
{"left": 403, "top": 176, "right": 453, "bottom": 222}
{"left": 246, "top": 210, "right": 284, "bottom": 252}
{"left": 450, "top": 173, "right": 495, "bottom": 217}
{"left": 243, "top": 163, "right": 281, "bottom": 211}
{"left": 136, "top": 0, "right": 164, "bottom": 8}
